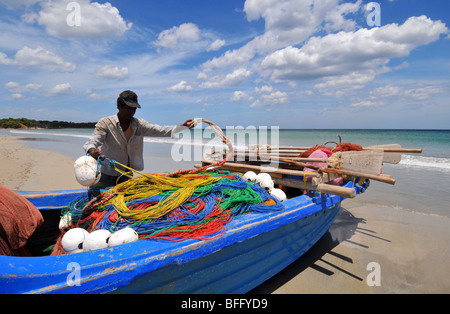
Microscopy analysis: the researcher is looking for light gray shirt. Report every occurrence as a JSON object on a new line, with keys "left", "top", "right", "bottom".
{"left": 83, "top": 114, "right": 183, "bottom": 176}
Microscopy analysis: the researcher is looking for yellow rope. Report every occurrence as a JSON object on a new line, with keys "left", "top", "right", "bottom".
{"left": 303, "top": 171, "right": 314, "bottom": 191}
{"left": 101, "top": 170, "right": 221, "bottom": 221}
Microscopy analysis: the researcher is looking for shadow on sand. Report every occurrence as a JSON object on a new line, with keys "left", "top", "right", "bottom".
{"left": 249, "top": 207, "right": 370, "bottom": 293}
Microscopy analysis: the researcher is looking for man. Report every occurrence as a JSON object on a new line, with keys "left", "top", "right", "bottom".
{"left": 83, "top": 90, "right": 193, "bottom": 188}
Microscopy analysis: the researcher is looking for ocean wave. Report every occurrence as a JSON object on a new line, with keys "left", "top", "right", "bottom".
{"left": 9, "top": 129, "right": 91, "bottom": 139}
{"left": 398, "top": 154, "right": 450, "bottom": 171}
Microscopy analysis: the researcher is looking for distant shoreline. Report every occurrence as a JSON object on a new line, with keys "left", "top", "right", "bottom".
{"left": 0, "top": 118, "right": 96, "bottom": 129}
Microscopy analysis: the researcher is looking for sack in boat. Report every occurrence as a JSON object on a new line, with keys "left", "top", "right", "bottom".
{"left": 0, "top": 185, "right": 43, "bottom": 256}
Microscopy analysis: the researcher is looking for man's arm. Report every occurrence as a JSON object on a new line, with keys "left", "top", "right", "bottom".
{"left": 83, "top": 119, "right": 107, "bottom": 159}
{"left": 140, "top": 119, "right": 194, "bottom": 137}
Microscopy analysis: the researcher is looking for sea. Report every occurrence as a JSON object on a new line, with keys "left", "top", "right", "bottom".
{"left": 1, "top": 127, "right": 449, "bottom": 218}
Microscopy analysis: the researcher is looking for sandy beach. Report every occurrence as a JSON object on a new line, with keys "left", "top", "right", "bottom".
{"left": 251, "top": 201, "right": 450, "bottom": 293}
{"left": 0, "top": 135, "right": 83, "bottom": 191}
{"left": 1, "top": 134, "right": 449, "bottom": 293}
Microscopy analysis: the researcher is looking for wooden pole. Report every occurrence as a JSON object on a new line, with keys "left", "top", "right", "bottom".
{"left": 262, "top": 146, "right": 422, "bottom": 153}
{"left": 200, "top": 160, "right": 320, "bottom": 177}
{"left": 316, "top": 184, "right": 356, "bottom": 198}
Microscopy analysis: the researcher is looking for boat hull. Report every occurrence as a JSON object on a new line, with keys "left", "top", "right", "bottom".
{"left": 0, "top": 182, "right": 357, "bottom": 294}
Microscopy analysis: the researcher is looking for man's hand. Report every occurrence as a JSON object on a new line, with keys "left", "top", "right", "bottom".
{"left": 87, "top": 148, "right": 104, "bottom": 160}
{"left": 181, "top": 119, "right": 195, "bottom": 129}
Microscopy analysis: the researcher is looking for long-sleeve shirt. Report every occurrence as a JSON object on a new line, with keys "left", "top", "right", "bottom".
{"left": 83, "top": 114, "right": 182, "bottom": 176}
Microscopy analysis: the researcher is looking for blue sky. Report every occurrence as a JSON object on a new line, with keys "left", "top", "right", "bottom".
{"left": 0, "top": 0, "right": 449, "bottom": 129}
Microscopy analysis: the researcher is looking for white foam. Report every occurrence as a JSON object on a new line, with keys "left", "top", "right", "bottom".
{"left": 398, "top": 154, "right": 450, "bottom": 171}
{"left": 10, "top": 129, "right": 91, "bottom": 139}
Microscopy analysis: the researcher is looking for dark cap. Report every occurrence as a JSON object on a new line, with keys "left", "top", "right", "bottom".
{"left": 118, "top": 90, "right": 141, "bottom": 108}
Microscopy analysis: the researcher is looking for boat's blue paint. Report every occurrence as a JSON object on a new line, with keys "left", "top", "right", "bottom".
{"left": 17, "top": 189, "right": 87, "bottom": 210}
{"left": 0, "top": 181, "right": 362, "bottom": 294}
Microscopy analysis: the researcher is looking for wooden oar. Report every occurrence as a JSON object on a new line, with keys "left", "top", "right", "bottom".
{"left": 277, "top": 158, "right": 395, "bottom": 185}
{"left": 365, "top": 144, "right": 401, "bottom": 164}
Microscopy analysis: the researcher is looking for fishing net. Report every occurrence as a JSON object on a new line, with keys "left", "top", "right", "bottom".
{"left": 62, "top": 171, "right": 283, "bottom": 241}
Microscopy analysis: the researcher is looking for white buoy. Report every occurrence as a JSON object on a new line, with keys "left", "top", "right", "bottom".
{"left": 58, "top": 212, "right": 72, "bottom": 230}
{"left": 74, "top": 155, "right": 101, "bottom": 186}
{"left": 61, "top": 228, "right": 89, "bottom": 254}
{"left": 83, "top": 229, "right": 111, "bottom": 252}
{"left": 108, "top": 227, "right": 139, "bottom": 247}
{"left": 243, "top": 171, "right": 257, "bottom": 182}
{"left": 256, "top": 173, "right": 274, "bottom": 192}
{"left": 259, "top": 177, "right": 274, "bottom": 192}
{"left": 270, "top": 188, "right": 287, "bottom": 202}
{"left": 255, "top": 173, "right": 271, "bottom": 184}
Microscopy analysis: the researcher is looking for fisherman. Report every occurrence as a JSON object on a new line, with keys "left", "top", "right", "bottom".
{"left": 83, "top": 90, "right": 193, "bottom": 189}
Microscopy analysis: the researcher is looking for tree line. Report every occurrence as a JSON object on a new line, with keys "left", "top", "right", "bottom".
{"left": 0, "top": 117, "right": 96, "bottom": 129}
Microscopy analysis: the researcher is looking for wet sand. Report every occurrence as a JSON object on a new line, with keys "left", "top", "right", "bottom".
{"left": 1, "top": 134, "right": 449, "bottom": 293}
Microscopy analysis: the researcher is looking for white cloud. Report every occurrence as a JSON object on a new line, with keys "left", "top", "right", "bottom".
{"left": 5, "top": 81, "right": 42, "bottom": 93}
{"left": 0, "top": 52, "right": 13, "bottom": 65}
{"left": 324, "top": 0, "right": 362, "bottom": 32}
{"left": 262, "top": 16, "right": 448, "bottom": 81}
{"left": 405, "top": 86, "right": 443, "bottom": 100}
{"left": 371, "top": 84, "right": 444, "bottom": 100}
{"left": 250, "top": 90, "right": 288, "bottom": 108}
{"left": 315, "top": 71, "right": 377, "bottom": 90}
{"left": 94, "top": 65, "right": 129, "bottom": 80}
{"left": 37, "top": 0, "right": 132, "bottom": 39}
{"left": 349, "top": 100, "right": 384, "bottom": 107}
{"left": 12, "top": 93, "right": 24, "bottom": 100}
{"left": 155, "top": 23, "right": 200, "bottom": 49}
{"left": 85, "top": 89, "right": 109, "bottom": 100}
{"left": 202, "top": 0, "right": 358, "bottom": 72}
{"left": 200, "top": 68, "right": 251, "bottom": 89}
{"left": 255, "top": 85, "right": 273, "bottom": 93}
{"left": 261, "top": 91, "right": 288, "bottom": 104}
{"left": 207, "top": 39, "right": 226, "bottom": 51}
{"left": 47, "top": 83, "right": 74, "bottom": 96}
{"left": 167, "top": 80, "right": 193, "bottom": 92}
{"left": 0, "top": 46, "right": 76, "bottom": 72}
{"left": 231, "top": 91, "right": 253, "bottom": 102}
{"left": 348, "top": 83, "right": 445, "bottom": 109}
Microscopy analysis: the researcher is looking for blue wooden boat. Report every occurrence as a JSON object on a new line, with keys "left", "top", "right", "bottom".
{"left": 0, "top": 179, "right": 368, "bottom": 294}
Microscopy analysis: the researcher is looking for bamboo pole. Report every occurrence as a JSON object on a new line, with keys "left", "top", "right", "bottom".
{"left": 233, "top": 153, "right": 328, "bottom": 163}
{"left": 258, "top": 146, "right": 422, "bottom": 153}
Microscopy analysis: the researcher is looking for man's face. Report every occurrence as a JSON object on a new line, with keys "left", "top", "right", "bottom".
{"left": 118, "top": 104, "right": 137, "bottom": 120}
